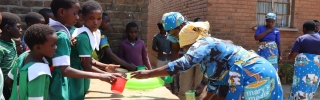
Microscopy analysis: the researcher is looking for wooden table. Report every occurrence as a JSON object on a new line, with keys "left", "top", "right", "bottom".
{"left": 85, "top": 79, "right": 179, "bottom": 100}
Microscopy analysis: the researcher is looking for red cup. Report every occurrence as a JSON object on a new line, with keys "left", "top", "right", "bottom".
{"left": 111, "top": 77, "right": 127, "bottom": 94}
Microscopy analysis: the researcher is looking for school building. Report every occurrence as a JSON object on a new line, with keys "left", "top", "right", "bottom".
{"left": 147, "top": 0, "right": 319, "bottom": 66}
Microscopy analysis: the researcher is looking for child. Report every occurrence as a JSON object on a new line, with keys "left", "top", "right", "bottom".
{"left": 38, "top": 8, "right": 55, "bottom": 24}
{"left": 24, "top": 12, "right": 46, "bottom": 51}
{"left": 9, "top": 24, "right": 57, "bottom": 100}
{"left": 0, "top": 12, "right": 22, "bottom": 100}
{"left": 92, "top": 12, "right": 136, "bottom": 71}
{"left": 119, "top": 22, "right": 152, "bottom": 70}
{"left": 70, "top": 1, "right": 123, "bottom": 99}
{"left": 69, "top": 9, "right": 84, "bottom": 33}
{"left": 49, "top": 0, "right": 123, "bottom": 99}
{"left": 13, "top": 38, "right": 23, "bottom": 55}
{"left": 288, "top": 20, "right": 320, "bottom": 100}
{"left": 0, "top": 12, "right": 5, "bottom": 100}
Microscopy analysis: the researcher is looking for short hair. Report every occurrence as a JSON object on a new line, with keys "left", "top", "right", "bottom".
{"left": 102, "top": 12, "right": 109, "bottom": 19}
{"left": 157, "top": 23, "right": 164, "bottom": 30}
{"left": 303, "top": 20, "right": 316, "bottom": 31}
{"left": 51, "top": 0, "right": 79, "bottom": 17}
{"left": 24, "top": 24, "right": 55, "bottom": 49}
{"left": 0, "top": 12, "right": 21, "bottom": 28}
{"left": 126, "top": 21, "right": 139, "bottom": 31}
{"left": 194, "top": 18, "right": 201, "bottom": 22}
{"left": 25, "top": 12, "right": 45, "bottom": 24}
{"left": 82, "top": 0, "right": 102, "bottom": 16}
{"left": 38, "top": 8, "right": 52, "bottom": 18}
{"left": 314, "top": 20, "right": 319, "bottom": 23}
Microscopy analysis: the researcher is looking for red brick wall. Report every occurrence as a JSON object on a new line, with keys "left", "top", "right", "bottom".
{"left": 0, "top": 0, "right": 149, "bottom": 55}
{"left": 148, "top": 0, "right": 320, "bottom": 65}
{"left": 147, "top": 0, "right": 208, "bottom": 67}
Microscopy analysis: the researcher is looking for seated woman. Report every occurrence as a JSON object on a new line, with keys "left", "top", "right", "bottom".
{"left": 131, "top": 21, "right": 283, "bottom": 100}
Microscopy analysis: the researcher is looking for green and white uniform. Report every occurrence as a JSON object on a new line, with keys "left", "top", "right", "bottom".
{"left": 69, "top": 26, "right": 101, "bottom": 100}
{"left": 48, "top": 18, "right": 71, "bottom": 100}
{"left": 9, "top": 52, "right": 51, "bottom": 100}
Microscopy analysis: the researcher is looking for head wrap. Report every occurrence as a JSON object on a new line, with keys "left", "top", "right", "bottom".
{"left": 266, "top": 13, "right": 276, "bottom": 20}
{"left": 162, "top": 12, "right": 185, "bottom": 31}
{"left": 179, "top": 21, "right": 210, "bottom": 48}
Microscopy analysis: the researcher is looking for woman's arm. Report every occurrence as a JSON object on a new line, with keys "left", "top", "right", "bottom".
{"left": 288, "top": 52, "right": 298, "bottom": 60}
{"left": 288, "top": 37, "right": 301, "bottom": 60}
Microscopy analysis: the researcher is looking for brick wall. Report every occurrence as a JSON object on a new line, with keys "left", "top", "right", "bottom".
{"left": 148, "top": 0, "right": 320, "bottom": 65}
{"left": 0, "top": 0, "right": 149, "bottom": 55}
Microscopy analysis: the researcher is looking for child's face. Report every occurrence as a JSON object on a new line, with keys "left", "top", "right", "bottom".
{"left": 100, "top": 15, "right": 110, "bottom": 32}
{"left": 9, "top": 23, "right": 22, "bottom": 38}
{"left": 40, "top": 33, "right": 58, "bottom": 58}
{"left": 14, "top": 38, "right": 23, "bottom": 55}
{"left": 61, "top": 3, "right": 80, "bottom": 27}
{"left": 75, "top": 13, "right": 84, "bottom": 28}
{"left": 83, "top": 10, "right": 102, "bottom": 32}
{"left": 127, "top": 27, "right": 139, "bottom": 40}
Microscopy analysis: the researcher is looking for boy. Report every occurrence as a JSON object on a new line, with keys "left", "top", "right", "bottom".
{"left": 9, "top": 24, "right": 58, "bottom": 100}
{"left": 49, "top": 0, "right": 123, "bottom": 99}
{"left": 152, "top": 23, "right": 171, "bottom": 69}
{"left": 288, "top": 20, "right": 320, "bottom": 100}
{"left": 13, "top": 38, "right": 23, "bottom": 55}
{"left": 24, "top": 12, "right": 46, "bottom": 51}
{"left": 119, "top": 22, "right": 152, "bottom": 70}
{"left": 92, "top": 12, "right": 136, "bottom": 71}
{"left": 0, "top": 12, "right": 22, "bottom": 100}
{"left": 38, "top": 8, "right": 55, "bottom": 24}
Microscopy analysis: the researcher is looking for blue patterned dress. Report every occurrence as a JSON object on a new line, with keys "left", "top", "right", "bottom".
{"left": 166, "top": 37, "right": 283, "bottom": 100}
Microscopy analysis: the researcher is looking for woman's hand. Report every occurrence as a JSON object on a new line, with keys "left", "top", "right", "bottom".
{"left": 266, "top": 27, "right": 274, "bottom": 33}
{"left": 195, "top": 84, "right": 206, "bottom": 96}
{"left": 131, "top": 70, "right": 152, "bottom": 79}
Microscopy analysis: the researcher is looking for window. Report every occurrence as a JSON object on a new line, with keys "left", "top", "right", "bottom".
{"left": 257, "top": 0, "right": 292, "bottom": 27}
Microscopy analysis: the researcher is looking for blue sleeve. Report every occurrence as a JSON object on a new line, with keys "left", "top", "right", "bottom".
{"left": 166, "top": 40, "right": 211, "bottom": 75}
{"left": 291, "top": 37, "right": 301, "bottom": 52}
{"left": 275, "top": 29, "right": 281, "bottom": 44}
{"left": 254, "top": 26, "right": 262, "bottom": 36}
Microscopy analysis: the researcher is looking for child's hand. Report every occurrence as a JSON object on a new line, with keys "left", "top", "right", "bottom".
{"left": 130, "top": 70, "right": 151, "bottom": 79}
{"left": 70, "top": 37, "right": 77, "bottom": 46}
{"left": 111, "top": 73, "right": 126, "bottom": 79}
{"left": 98, "top": 73, "right": 117, "bottom": 84}
{"left": 105, "top": 64, "right": 120, "bottom": 73}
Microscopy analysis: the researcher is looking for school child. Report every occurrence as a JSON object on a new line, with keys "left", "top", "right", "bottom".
{"left": 24, "top": 12, "right": 46, "bottom": 51}
{"left": 38, "top": 8, "right": 55, "bottom": 24}
{"left": 13, "top": 38, "right": 23, "bottom": 55}
{"left": 92, "top": 12, "right": 136, "bottom": 71}
{"left": 69, "top": 0, "right": 123, "bottom": 99}
{"left": 288, "top": 20, "right": 320, "bottom": 100}
{"left": 118, "top": 22, "right": 152, "bottom": 70}
{"left": 254, "top": 13, "right": 282, "bottom": 71}
{"left": 0, "top": 12, "right": 22, "bottom": 100}
{"left": 48, "top": 0, "right": 124, "bottom": 99}
{"left": 9, "top": 24, "right": 57, "bottom": 100}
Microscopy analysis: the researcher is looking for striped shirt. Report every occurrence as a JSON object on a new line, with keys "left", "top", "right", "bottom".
{"left": 0, "top": 39, "right": 17, "bottom": 76}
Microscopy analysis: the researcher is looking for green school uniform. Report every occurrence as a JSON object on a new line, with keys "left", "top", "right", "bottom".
{"left": 48, "top": 18, "right": 71, "bottom": 100}
{"left": 69, "top": 26, "right": 100, "bottom": 100}
{"left": 10, "top": 52, "right": 51, "bottom": 100}
{"left": 0, "top": 69, "right": 4, "bottom": 100}
{"left": 0, "top": 39, "right": 17, "bottom": 77}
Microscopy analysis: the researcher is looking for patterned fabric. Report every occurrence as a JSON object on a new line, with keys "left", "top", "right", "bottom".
{"left": 0, "top": 39, "right": 17, "bottom": 76}
{"left": 289, "top": 53, "right": 320, "bottom": 100}
{"left": 179, "top": 21, "right": 210, "bottom": 48}
{"left": 257, "top": 42, "right": 279, "bottom": 70}
{"left": 92, "top": 34, "right": 110, "bottom": 60}
{"left": 161, "top": 12, "right": 185, "bottom": 31}
{"left": 166, "top": 37, "right": 283, "bottom": 100}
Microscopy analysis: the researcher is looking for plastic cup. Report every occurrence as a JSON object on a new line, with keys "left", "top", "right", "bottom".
{"left": 137, "top": 65, "right": 146, "bottom": 70}
{"left": 185, "top": 90, "right": 196, "bottom": 100}
{"left": 164, "top": 76, "right": 173, "bottom": 83}
{"left": 111, "top": 77, "right": 127, "bottom": 94}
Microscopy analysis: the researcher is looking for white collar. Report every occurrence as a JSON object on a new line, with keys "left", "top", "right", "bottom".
{"left": 72, "top": 26, "right": 101, "bottom": 51}
{"left": 48, "top": 18, "right": 71, "bottom": 38}
{"left": 28, "top": 57, "right": 51, "bottom": 81}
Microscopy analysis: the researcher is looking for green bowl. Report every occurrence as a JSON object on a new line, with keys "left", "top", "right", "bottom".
{"left": 125, "top": 73, "right": 164, "bottom": 90}
{"left": 137, "top": 65, "right": 146, "bottom": 70}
